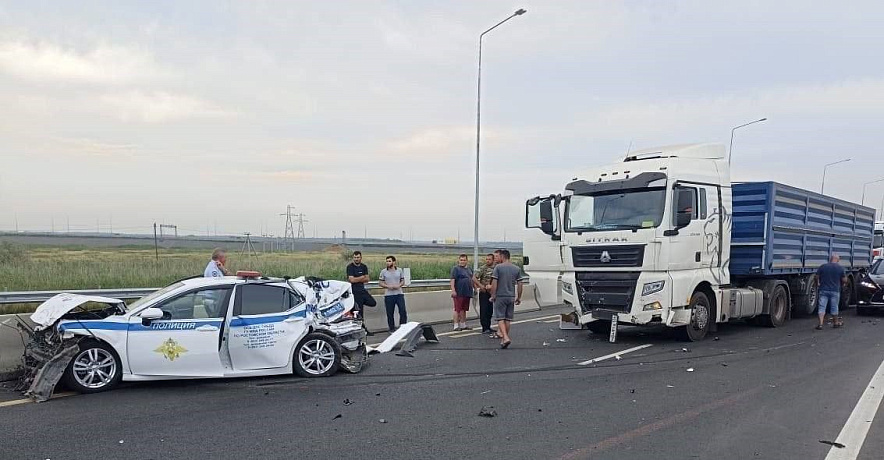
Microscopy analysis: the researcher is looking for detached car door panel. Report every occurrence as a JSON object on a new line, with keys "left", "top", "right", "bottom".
{"left": 127, "top": 287, "right": 231, "bottom": 377}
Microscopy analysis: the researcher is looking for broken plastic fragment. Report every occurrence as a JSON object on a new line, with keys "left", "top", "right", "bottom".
{"left": 379, "top": 419, "right": 387, "bottom": 424}
{"left": 686, "top": 368, "right": 694, "bottom": 372}
{"left": 333, "top": 414, "right": 342, "bottom": 420}
{"left": 556, "top": 338, "right": 567, "bottom": 343}
{"left": 343, "top": 398, "right": 353, "bottom": 406}
{"left": 819, "top": 440, "right": 845, "bottom": 448}
{"left": 478, "top": 406, "right": 498, "bottom": 418}
{"left": 666, "top": 385, "right": 675, "bottom": 388}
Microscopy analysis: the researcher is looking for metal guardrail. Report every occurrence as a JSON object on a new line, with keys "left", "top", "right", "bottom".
{"left": 0, "top": 279, "right": 452, "bottom": 305}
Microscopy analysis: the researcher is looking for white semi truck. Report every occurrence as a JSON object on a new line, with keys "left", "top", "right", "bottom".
{"left": 524, "top": 144, "right": 874, "bottom": 341}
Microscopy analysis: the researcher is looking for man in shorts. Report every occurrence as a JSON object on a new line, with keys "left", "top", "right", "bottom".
{"left": 815, "top": 253, "right": 847, "bottom": 330}
{"left": 490, "top": 249, "right": 524, "bottom": 349}
{"left": 450, "top": 254, "right": 474, "bottom": 331}
{"left": 346, "top": 251, "right": 376, "bottom": 336}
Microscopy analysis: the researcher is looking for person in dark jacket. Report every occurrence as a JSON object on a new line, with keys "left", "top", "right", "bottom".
{"left": 815, "top": 253, "right": 847, "bottom": 330}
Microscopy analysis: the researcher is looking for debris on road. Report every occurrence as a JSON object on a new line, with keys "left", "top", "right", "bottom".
{"left": 478, "top": 406, "right": 498, "bottom": 418}
{"left": 343, "top": 398, "right": 354, "bottom": 406}
{"left": 714, "top": 337, "right": 720, "bottom": 341}
{"left": 333, "top": 414, "right": 342, "bottom": 420}
{"left": 686, "top": 368, "right": 695, "bottom": 372}
{"left": 379, "top": 419, "right": 388, "bottom": 424}
{"left": 666, "top": 385, "right": 675, "bottom": 388}
{"left": 556, "top": 338, "right": 567, "bottom": 343}
{"left": 681, "top": 347, "right": 691, "bottom": 353}
{"left": 481, "top": 390, "right": 491, "bottom": 395}
{"left": 819, "top": 440, "right": 845, "bottom": 448}
{"left": 542, "top": 342, "right": 550, "bottom": 347}
{"left": 721, "top": 362, "right": 729, "bottom": 367}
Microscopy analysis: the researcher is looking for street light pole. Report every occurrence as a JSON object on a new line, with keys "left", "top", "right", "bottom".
{"left": 473, "top": 8, "right": 526, "bottom": 271}
{"left": 861, "top": 178, "right": 884, "bottom": 205}
{"left": 821, "top": 158, "right": 851, "bottom": 194}
{"left": 727, "top": 118, "right": 767, "bottom": 165}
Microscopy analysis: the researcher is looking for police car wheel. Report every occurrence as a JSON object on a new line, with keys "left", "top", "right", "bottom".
{"left": 62, "top": 340, "right": 122, "bottom": 393}
{"left": 294, "top": 333, "right": 341, "bottom": 378}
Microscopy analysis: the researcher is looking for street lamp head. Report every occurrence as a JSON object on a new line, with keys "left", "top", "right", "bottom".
{"left": 515, "top": 9, "right": 527, "bottom": 15}
{"left": 759, "top": 118, "right": 767, "bottom": 121}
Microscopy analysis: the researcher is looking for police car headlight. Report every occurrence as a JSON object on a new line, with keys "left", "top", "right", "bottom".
{"left": 562, "top": 281, "right": 574, "bottom": 295}
{"left": 641, "top": 280, "right": 665, "bottom": 296}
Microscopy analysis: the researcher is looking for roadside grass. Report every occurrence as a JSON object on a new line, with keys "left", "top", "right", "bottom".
{"left": 0, "top": 244, "right": 522, "bottom": 314}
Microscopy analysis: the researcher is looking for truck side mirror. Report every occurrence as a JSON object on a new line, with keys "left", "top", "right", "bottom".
{"left": 540, "top": 200, "right": 555, "bottom": 235}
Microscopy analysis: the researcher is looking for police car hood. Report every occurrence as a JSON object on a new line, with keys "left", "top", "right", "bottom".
{"left": 30, "top": 293, "right": 126, "bottom": 331}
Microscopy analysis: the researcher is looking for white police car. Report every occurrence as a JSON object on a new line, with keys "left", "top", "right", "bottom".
{"left": 24, "top": 273, "right": 366, "bottom": 396}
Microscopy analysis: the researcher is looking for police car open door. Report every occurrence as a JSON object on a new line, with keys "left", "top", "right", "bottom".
{"left": 127, "top": 287, "right": 230, "bottom": 377}
{"left": 227, "top": 284, "right": 308, "bottom": 370}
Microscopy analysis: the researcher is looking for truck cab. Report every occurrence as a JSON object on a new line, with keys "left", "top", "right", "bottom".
{"left": 526, "top": 144, "right": 756, "bottom": 341}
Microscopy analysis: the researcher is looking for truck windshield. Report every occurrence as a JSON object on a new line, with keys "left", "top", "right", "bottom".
{"left": 875, "top": 231, "right": 883, "bottom": 248}
{"left": 565, "top": 188, "right": 666, "bottom": 232}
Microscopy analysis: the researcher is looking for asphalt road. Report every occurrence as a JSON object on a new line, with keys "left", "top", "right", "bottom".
{"left": 2, "top": 307, "right": 883, "bottom": 460}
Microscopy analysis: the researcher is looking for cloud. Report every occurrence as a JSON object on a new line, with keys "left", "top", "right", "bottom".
{"left": 0, "top": 40, "right": 166, "bottom": 84}
{"left": 98, "top": 91, "right": 234, "bottom": 123}
{"left": 53, "top": 137, "right": 139, "bottom": 158}
{"left": 387, "top": 126, "right": 512, "bottom": 160}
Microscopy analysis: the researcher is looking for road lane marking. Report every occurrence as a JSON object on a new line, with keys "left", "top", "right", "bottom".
{"left": 0, "top": 392, "right": 75, "bottom": 408}
{"left": 824, "top": 356, "right": 884, "bottom": 460}
{"left": 577, "top": 344, "right": 653, "bottom": 366}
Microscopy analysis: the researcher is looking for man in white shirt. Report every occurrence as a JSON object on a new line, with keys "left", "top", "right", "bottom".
{"left": 204, "top": 248, "right": 231, "bottom": 278}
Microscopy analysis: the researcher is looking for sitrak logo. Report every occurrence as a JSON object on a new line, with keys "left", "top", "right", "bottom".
{"left": 585, "top": 237, "right": 628, "bottom": 243}
{"left": 600, "top": 251, "right": 612, "bottom": 263}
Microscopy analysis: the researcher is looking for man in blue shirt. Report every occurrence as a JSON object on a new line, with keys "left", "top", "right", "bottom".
{"left": 815, "top": 254, "right": 847, "bottom": 330}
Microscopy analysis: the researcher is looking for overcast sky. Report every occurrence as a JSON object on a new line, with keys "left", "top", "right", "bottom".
{"left": 1, "top": 1, "right": 883, "bottom": 241}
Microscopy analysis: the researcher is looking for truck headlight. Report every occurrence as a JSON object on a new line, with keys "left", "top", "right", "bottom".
{"left": 643, "top": 301, "right": 663, "bottom": 311}
{"left": 641, "top": 280, "right": 665, "bottom": 296}
{"left": 562, "top": 281, "right": 573, "bottom": 295}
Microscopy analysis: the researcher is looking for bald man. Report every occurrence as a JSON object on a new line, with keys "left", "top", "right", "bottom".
{"left": 815, "top": 253, "right": 847, "bottom": 330}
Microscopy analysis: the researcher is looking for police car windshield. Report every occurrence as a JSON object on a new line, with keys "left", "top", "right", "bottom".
{"left": 127, "top": 282, "right": 185, "bottom": 312}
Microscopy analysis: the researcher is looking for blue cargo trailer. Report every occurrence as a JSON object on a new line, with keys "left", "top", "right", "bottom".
{"left": 730, "top": 181, "right": 875, "bottom": 315}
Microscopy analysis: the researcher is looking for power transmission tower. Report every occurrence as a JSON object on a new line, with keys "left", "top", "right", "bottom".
{"left": 280, "top": 205, "right": 296, "bottom": 251}
{"left": 296, "top": 213, "right": 308, "bottom": 239}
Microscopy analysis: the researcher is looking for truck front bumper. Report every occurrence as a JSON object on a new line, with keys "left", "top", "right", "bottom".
{"left": 563, "top": 271, "right": 673, "bottom": 326}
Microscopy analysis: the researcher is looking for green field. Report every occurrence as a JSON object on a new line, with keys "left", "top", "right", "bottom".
{"left": 0, "top": 243, "right": 472, "bottom": 292}
{"left": 0, "top": 242, "right": 524, "bottom": 313}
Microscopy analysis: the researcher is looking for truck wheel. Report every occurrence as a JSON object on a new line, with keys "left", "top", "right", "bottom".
{"left": 841, "top": 277, "right": 855, "bottom": 310}
{"left": 293, "top": 333, "right": 341, "bottom": 378}
{"left": 794, "top": 276, "right": 819, "bottom": 316}
{"left": 587, "top": 320, "right": 612, "bottom": 334}
{"left": 760, "top": 285, "right": 788, "bottom": 327}
{"left": 676, "top": 292, "right": 711, "bottom": 342}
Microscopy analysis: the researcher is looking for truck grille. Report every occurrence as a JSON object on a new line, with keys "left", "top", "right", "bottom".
{"left": 572, "top": 245, "right": 645, "bottom": 268}
{"left": 576, "top": 271, "right": 640, "bottom": 315}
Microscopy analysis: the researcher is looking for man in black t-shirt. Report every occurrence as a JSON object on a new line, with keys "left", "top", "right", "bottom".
{"left": 346, "top": 251, "right": 377, "bottom": 335}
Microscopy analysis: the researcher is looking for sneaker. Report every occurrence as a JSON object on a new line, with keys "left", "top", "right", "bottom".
{"left": 453, "top": 326, "right": 463, "bottom": 331}
{"left": 461, "top": 325, "right": 473, "bottom": 330}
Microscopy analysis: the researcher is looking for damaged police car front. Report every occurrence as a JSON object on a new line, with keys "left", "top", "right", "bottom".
{"left": 17, "top": 274, "right": 367, "bottom": 401}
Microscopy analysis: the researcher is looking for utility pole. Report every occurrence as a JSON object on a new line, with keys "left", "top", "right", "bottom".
{"left": 66, "top": 216, "right": 70, "bottom": 234}
{"left": 240, "top": 232, "right": 258, "bottom": 269}
{"left": 51, "top": 216, "right": 54, "bottom": 233}
{"left": 153, "top": 223, "right": 159, "bottom": 261}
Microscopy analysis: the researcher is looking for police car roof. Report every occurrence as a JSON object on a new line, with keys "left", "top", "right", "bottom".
{"left": 178, "top": 276, "right": 289, "bottom": 289}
